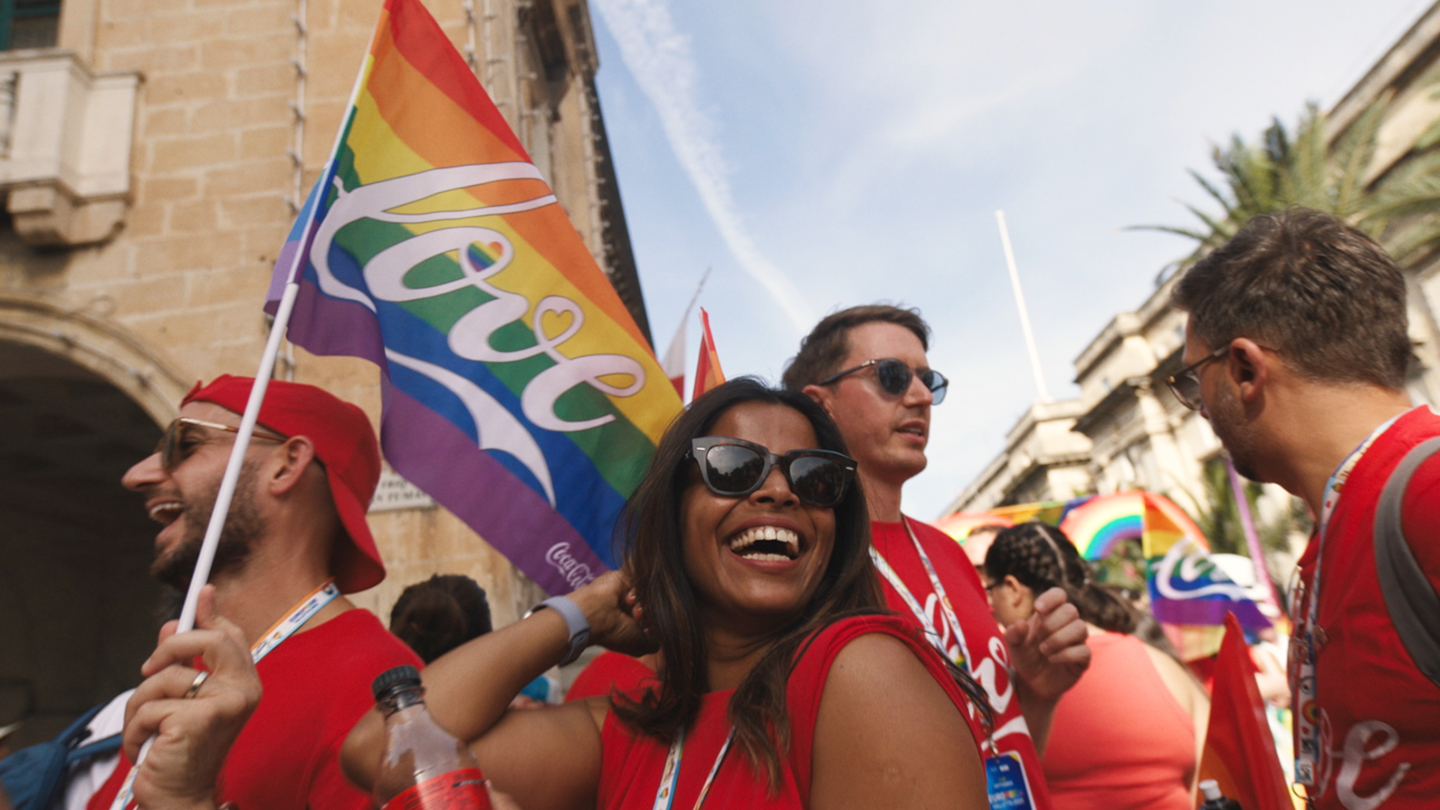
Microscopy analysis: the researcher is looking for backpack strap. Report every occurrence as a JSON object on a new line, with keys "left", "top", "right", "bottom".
{"left": 68, "top": 731, "right": 122, "bottom": 765}
{"left": 1373, "top": 436, "right": 1440, "bottom": 690}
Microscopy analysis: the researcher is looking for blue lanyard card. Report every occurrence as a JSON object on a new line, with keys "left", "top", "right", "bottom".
{"left": 985, "top": 751, "right": 1036, "bottom": 810}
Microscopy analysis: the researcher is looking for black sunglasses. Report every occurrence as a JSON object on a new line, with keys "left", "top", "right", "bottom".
{"left": 818, "top": 358, "right": 948, "bottom": 405}
{"left": 1164, "top": 346, "right": 1230, "bottom": 411}
{"left": 689, "top": 437, "right": 857, "bottom": 508}
{"left": 155, "top": 417, "right": 285, "bottom": 471}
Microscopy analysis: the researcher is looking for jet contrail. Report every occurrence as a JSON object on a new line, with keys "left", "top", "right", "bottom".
{"left": 593, "top": 0, "right": 817, "bottom": 334}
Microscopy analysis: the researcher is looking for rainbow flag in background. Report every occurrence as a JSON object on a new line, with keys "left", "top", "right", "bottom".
{"left": 1061, "top": 490, "right": 1269, "bottom": 629}
{"left": 266, "top": 0, "right": 682, "bottom": 594}
{"left": 934, "top": 490, "right": 1269, "bottom": 636}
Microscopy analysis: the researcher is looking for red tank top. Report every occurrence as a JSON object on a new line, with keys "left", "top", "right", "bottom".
{"left": 596, "top": 614, "right": 985, "bottom": 809}
{"left": 1041, "top": 632, "right": 1196, "bottom": 810}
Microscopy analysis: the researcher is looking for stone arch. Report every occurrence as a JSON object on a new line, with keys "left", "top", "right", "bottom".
{"left": 0, "top": 293, "right": 191, "bottom": 424}
{"left": 0, "top": 295, "right": 185, "bottom": 747}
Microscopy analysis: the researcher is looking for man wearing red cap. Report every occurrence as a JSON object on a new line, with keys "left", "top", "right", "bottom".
{"left": 89, "top": 376, "right": 421, "bottom": 810}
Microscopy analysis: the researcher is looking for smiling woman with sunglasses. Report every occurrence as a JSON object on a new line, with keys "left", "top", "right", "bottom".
{"left": 342, "top": 378, "right": 989, "bottom": 809}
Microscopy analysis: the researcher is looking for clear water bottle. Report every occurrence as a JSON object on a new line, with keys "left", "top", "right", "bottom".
{"left": 371, "top": 666, "right": 490, "bottom": 810}
{"left": 1199, "top": 779, "right": 1243, "bottom": 810}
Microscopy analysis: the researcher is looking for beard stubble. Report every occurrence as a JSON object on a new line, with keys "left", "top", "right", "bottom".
{"left": 151, "top": 459, "right": 266, "bottom": 591}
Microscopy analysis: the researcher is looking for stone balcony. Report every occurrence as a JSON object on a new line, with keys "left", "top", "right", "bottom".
{"left": 0, "top": 49, "right": 139, "bottom": 246}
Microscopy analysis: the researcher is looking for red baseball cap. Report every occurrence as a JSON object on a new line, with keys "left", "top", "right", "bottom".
{"left": 182, "top": 375, "right": 385, "bottom": 593}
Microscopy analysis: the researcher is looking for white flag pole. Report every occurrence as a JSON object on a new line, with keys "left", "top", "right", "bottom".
{"left": 173, "top": 282, "right": 302, "bottom": 632}
{"left": 682, "top": 266, "right": 712, "bottom": 320}
{"left": 661, "top": 268, "right": 710, "bottom": 404}
{"left": 995, "top": 210, "right": 1051, "bottom": 403}
{"left": 175, "top": 15, "right": 379, "bottom": 634}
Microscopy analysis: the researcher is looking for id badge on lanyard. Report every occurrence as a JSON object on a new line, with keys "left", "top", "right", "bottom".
{"left": 985, "top": 751, "right": 1037, "bottom": 810}
{"left": 108, "top": 580, "right": 341, "bottom": 810}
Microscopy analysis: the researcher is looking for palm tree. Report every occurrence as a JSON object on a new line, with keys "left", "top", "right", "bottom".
{"left": 1139, "top": 94, "right": 1440, "bottom": 263}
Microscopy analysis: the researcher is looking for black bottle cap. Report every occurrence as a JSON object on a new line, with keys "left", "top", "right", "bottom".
{"left": 372, "top": 665, "right": 421, "bottom": 700}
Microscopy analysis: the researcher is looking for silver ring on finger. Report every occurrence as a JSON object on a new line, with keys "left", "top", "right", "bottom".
{"left": 183, "top": 670, "right": 210, "bottom": 700}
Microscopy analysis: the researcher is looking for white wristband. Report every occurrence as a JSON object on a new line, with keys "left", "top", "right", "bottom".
{"left": 528, "top": 595, "right": 591, "bottom": 665}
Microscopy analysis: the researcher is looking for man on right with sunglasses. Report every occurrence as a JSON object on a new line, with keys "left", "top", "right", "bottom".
{"left": 1170, "top": 209, "right": 1440, "bottom": 810}
{"left": 785, "top": 305, "right": 1090, "bottom": 810}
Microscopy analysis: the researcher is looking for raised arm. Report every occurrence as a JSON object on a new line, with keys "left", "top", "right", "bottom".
{"left": 1004, "top": 586, "right": 1090, "bottom": 754}
{"left": 341, "top": 571, "right": 654, "bottom": 810}
{"left": 810, "top": 634, "right": 988, "bottom": 810}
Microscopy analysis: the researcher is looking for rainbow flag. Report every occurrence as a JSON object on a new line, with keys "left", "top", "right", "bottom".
{"left": 1060, "top": 490, "right": 1269, "bottom": 629}
{"left": 935, "top": 489, "right": 1269, "bottom": 643}
{"left": 266, "top": 0, "right": 681, "bottom": 594}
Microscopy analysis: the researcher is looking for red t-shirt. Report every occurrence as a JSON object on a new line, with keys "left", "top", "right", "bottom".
{"left": 596, "top": 614, "right": 986, "bottom": 809}
{"left": 89, "top": 609, "right": 422, "bottom": 810}
{"left": 1041, "top": 632, "right": 1196, "bottom": 810}
{"left": 872, "top": 518, "right": 1054, "bottom": 810}
{"left": 565, "top": 651, "right": 656, "bottom": 702}
{"left": 1291, "top": 406, "right": 1440, "bottom": 810}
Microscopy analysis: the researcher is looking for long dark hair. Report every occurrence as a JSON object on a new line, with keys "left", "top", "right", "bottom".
{"left": 984, "top": 522, "right": 1138, "bottom": 633}
{"left": 611, "top": 378, "right": 882, "bottom": 785}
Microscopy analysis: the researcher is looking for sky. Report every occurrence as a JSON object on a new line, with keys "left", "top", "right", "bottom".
{"left": 586, "top": 0, "right": 1434, "bottom": 519}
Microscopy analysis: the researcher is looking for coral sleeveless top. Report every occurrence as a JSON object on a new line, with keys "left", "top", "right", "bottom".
{"left": 1040, "top": 632, "right": 1196, "bottom": 810}
{"left": 597, "top": 614, "right": 986, "bottom": 809}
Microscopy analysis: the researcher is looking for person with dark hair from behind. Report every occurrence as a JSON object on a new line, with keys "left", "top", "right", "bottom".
{"left": 984, "top": 522, "right": 1207, "bottom": 810}
{"left": 390, "top": 574, "right": 494, "bottom": 664}
{"left": 1171, "top": 208, "right": 1440, "bottom": 809}
{"left": 390, "top": 575, "right": 563, "bottom": 708}
{"left": 342, "top": 378, "right": 992, "bottom": 808}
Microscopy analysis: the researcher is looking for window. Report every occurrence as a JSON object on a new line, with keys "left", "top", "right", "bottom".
{"left": 0, "top": 0, "right": 61, "bottom": 51}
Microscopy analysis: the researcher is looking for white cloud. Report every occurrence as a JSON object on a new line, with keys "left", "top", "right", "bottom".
{"left": 591, "top": 0, "right": 817, "bottom": 335}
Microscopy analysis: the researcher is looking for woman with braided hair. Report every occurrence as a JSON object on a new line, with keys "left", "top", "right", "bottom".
{"left": 983, "top": 522, "right": 1208, "bottom": 810}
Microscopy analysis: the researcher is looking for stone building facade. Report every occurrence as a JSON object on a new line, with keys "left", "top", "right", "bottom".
{"left": 0, "top": 0, "right": 648, "bottom": 745}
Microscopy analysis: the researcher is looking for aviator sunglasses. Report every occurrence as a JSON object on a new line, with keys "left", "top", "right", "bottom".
{"left": 155, "top": 417, "right": 286, "bottom": 470}
{"left": 690, "top": 437, "right": 857, "bottom": 508}
{"left": 818, "top": 358, "right": 948, "bottom": 405}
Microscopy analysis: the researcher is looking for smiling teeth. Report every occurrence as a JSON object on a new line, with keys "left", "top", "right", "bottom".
{"left": 148, "top": 502, "right": 183, "bottom": 523}
{"left": 728, "top": 526, "right": 799, "bottom": 559}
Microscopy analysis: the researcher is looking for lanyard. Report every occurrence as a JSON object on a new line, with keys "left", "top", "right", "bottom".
{"left": 249, "top": 579, "right": 341, "bottom": 662}
{"left": 651, "top": 726, "right": 735, "bottom": 810}
{"left": 1293, "top": 416, "right": 1400, "bottom": 790}
{"left": 110, "top": 580, "right": 341, "bottom": 810}
{"left": 870, "top": 517, "right": 971, "bottom": 671}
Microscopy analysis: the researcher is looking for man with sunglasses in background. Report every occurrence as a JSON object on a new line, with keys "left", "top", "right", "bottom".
{"left": 785, "top": 305, "right": 1089, "bottom": 810}
{"left": 1170, "top": 209, "right": 1440, "bottom": 810}
{"left": 86, "top": 375, "right": 421, "bottom": 810}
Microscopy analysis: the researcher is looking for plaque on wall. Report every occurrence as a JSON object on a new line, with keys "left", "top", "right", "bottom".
{"left": 369, "top": 466, "right": 436, "bottom": 512}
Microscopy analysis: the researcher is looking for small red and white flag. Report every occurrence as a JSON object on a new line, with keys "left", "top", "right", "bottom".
{"left": 661, "top": 319, "right": 686, "bottom": 398}
{"left": 692, "top": 307, "right": 726, "bottom": 401}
